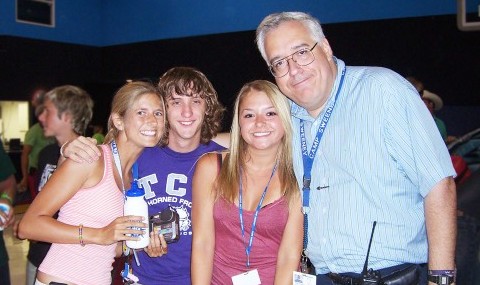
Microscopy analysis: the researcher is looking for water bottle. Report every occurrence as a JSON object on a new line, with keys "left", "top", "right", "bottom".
{"left": 0, "top": 203, "right": 10, "bottom": 231}
{"left": 124, "top": 180, "right": 150, "bottom": 249}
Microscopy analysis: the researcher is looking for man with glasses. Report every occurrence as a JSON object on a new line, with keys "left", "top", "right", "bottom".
{"left": 256, "top": 12, "right": 457, "bottom": 285}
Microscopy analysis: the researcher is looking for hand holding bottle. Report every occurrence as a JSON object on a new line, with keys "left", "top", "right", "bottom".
{"left": 94, "top": 215, "right": 148, "bottom": 245}
{"left": 124, "top": 180, "right": 150, "bottom": 249}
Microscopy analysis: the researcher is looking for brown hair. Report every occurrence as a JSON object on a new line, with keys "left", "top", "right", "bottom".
{"left": 158, "top": 67, "right": 225, "bottom": 144}
{"left": 44, "top": 85, "right": 94, "bottom": 135}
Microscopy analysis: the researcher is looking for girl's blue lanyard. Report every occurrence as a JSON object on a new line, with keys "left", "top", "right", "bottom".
{"left": 111, "top": 140, "right": 141, "bottom": 274}
{"left": 301, "top": 66, "right": 346, "bottom": 251}
{"left": 111, "top": 140, "right": 139, "bottom": 195}
{"left": 239, "top": 162, "right": 278, "bottom": 268}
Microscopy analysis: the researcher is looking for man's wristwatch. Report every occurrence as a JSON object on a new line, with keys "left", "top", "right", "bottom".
{"left": 428, "top": 270, "right": 456, "bottom": 285}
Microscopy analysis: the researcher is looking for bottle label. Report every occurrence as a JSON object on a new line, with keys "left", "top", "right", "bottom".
{"left": 124, "top": 196, "right": 149, "bottom": 248}
{"left": 128, "top": 226, "right": 144, "bottom": 238}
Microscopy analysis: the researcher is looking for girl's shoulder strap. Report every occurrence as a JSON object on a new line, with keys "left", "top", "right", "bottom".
{"left": 99, "top": 144, "right": 111, "bottom": 161}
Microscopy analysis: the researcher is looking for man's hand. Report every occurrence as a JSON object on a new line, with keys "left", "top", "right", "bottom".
{"left": 63, "top": 136, "right": 101, "bottom": 163}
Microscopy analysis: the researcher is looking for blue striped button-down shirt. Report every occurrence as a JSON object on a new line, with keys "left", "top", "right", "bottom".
{"left": 291, "top": 58, "right": 456, "bottom": 274}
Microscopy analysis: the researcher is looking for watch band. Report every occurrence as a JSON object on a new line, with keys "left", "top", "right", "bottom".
{"left": 428, "top": 275, "right": 455, "bottom": 285}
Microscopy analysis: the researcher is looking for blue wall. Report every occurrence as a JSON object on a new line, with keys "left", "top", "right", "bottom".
{"left": 0, "top": 0, "right": 102, "bottom": 46}
{"left": 0, "top": 0, "right": 470, "bottom": 46}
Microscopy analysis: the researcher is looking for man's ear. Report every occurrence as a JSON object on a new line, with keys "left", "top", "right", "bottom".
{"left": 61, "top": 112, "right": 72, "bottom": 124}
{"left": 320, "top": 39, "right": 333, "bottom": 61}
{"left": 111, "top": 113, "right": 124, "bottom": 131}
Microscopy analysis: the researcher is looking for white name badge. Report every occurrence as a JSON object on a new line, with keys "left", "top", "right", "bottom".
{"left": 232, "top": 269, "right": 261, "bottom": 285}
{"left": 293, "top": 271, "right": 316, "bottom": 285}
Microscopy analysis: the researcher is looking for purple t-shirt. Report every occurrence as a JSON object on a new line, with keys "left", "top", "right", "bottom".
{"left": 134, "top": 142, "right": 224, "bottom": 285}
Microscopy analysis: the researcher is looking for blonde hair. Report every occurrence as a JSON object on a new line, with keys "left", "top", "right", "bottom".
{"left": 216, "top": 80, "right": 298, "bottom": 203}
{"left": 104, "top": 81, "right": 165, "bottom": 144}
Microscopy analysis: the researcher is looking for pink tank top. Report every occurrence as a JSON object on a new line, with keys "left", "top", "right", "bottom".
{"left": 39, "top": 144, "right": 124, "bottom": 285}
{"left": 211, "top": 196, "right": 289, "bottom": 285}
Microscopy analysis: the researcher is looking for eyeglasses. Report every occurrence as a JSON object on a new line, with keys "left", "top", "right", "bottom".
{"left": 269, "top": 42, "right": 318, "bottom": 78}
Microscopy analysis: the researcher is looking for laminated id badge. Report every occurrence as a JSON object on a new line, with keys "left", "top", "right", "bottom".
{"left": 232, "top": 269, "right": 261, "bottom": 285}
{"left": 293, "top": 271, "right": 316, "bottom": 285}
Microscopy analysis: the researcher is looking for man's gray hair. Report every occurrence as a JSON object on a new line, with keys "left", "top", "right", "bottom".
{"left": 256, "top": 11, "right": 326, "bottom": 63}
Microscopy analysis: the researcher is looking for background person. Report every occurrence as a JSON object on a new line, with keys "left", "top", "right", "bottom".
{"left": 405, "top": 76, "right": 424, "bottom": 96}
{"left": 422, "top": 90, "right": 448, "bottom": 142}
{"left": 92, "top": 124, "right": 105, "bottom": 144}
{"left": 19, "top": 91, "right": 55, "bottom": 197}
{"left": 18, "top": 81, "right": 165, "bottom": 285}
{"left": 405, "top": 76, "right": 450, "bottom": 143}
{"left": 191, "top": 80, "right": 303, "bottom": 285}
{"left": 256, "top": 11, "right": 456, "bottom": 284}
{"left": 0, "top": 139, "right": 16, "bottom": 285}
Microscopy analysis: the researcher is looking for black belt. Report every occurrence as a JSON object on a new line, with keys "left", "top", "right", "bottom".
{"left": 326, "top": 263, "right": 422, "bottom": 285}
{"left": 327, "top": 273, "right": 364, "bottom": 285}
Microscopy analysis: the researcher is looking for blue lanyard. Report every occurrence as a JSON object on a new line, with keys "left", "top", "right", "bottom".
{"left": 239, "top": 163, "right": 277, "bottom": 268}
{"left": 111, "top": 140, "right": 142, "bottom": 270}
{"left": 111, "top": 140, "right": 138, "bottom": 194}
{"left": 301, "top": 66, "right": 346, "bottom": 250}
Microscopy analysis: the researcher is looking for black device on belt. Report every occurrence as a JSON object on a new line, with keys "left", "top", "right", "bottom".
{"left": 328, "top": 222, "right": 382, "bottom": 285}
{"left": 326, "top": 221, "right": 420, "bottom": 285}
{"left": 327, "top": 272, "right": 365, "bottom": 285}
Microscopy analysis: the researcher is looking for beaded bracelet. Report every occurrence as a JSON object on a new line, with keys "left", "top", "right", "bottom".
{"left": 79, "top": 224, "right": 85, "bottom": 247}
{"left": 0, "top": 193, "right": 13, "bottom": 205}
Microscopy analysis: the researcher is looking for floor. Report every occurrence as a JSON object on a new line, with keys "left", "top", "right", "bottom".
{"left": 4, "top": 204, "right": 30, "bottom": 285}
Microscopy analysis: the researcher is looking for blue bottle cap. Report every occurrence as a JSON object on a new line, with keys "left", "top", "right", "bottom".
{"left": 0, "top": 204, "right": 9, "bottom": 212}
{"left": 125, "top": 180, "right": 145, "bottom": 197}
